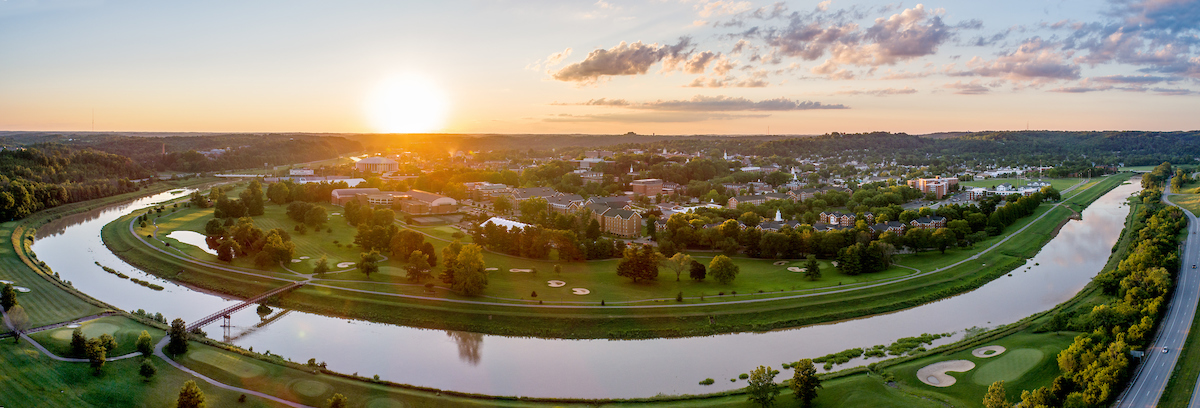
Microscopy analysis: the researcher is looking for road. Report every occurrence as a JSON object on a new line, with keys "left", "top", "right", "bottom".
{"left": 1115, "top": 183, "right": 1200, "bottom": 408}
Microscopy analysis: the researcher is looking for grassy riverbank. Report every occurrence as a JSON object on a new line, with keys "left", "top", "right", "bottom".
{"left": 101, "top": 174, "right": 1131, "bottom": 339}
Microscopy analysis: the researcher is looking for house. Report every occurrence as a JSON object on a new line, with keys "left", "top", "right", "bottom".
{"left": 504, "top": 187, "right": 559, "bottom": 202}
{"left": 601, "top": 208, "right": 643, "bottom": 237}
{"left": 907, "top": 177, "right": 959, "bottom": 199}
{"left": 631, "top": 179, "right": 664, "bottom": 196}
{"left": 356, "top": 157, "right": 400, "bottom": 174}
{"left": 910, "top": 216, "right": 948, "bottom": 230}
{"left": 727, "top": 193, "right": 790, "bottom": 208}
{"left": 869, "top": 221, "right": 906, "bottom": 235}
{"left": 331, "top": 188, "right": 458, "bottom": 215}
{"left": 547, "top": 194, "right": 586, "bottom": 214}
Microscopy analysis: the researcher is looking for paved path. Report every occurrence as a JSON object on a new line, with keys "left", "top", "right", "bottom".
{"left": 153, "top": 337, "right": 313, "bottom": 408}
{"left": 1114, "top": 181, "right": 1200, "bottom": 408}
{"left": 1, "top": 309, "right": 141, "bottom": 362}
{"left": 130, "top": 179, "right": 1107, "bottom": 310}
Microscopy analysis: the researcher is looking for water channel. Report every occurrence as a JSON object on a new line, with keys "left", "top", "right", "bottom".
{"left": 30, "top": 182, "right": 1139, "bottom": 399}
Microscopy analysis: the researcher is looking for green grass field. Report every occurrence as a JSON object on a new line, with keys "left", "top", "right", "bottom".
{"left": 26, "top": 316, "right": 165, "bottom": 358}
{"left": 960, "top": 177, "right": 1081, "bottom": 191}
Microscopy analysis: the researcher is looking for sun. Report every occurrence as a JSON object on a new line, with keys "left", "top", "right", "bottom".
{"left": 366, "top": 75, "right": 450, "bottom": 133}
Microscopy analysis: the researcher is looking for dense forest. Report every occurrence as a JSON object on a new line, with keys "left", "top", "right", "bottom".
{"left": 0, "top": 144, "right": 150, "bottom": 220}
{"left": 0, "top": 133, "right": 361, "bottom": 172}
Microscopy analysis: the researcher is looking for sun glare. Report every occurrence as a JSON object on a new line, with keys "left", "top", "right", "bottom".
{"left": 366, "top": 75, "right": 450, "bottom": 133}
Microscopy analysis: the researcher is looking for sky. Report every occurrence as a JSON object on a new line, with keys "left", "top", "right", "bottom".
{"left": 1, "top": 0, "right": 1198, "bottom": 135}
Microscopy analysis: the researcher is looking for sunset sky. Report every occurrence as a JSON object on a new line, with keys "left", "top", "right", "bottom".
{"left": 2, "top": 0, "right": 1198, "bottom": 135}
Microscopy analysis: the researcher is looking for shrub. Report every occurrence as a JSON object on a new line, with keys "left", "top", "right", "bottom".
{"left": 739, "top": 373, "right": 749, "bottom": 380}
{"left": 676, "top": 292, "right": 683, "bottom": 302}
{"left": 699, "top": 378, "right": 715, "bottom": 385}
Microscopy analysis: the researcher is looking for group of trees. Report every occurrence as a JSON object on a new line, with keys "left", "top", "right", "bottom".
{"left": 266, "top": 179, "right": 352, "bottom": 205}
{"left": 204, "top": 217, "right": 296, "bottom": 267}
{"left": 472, "top": 219, "right": 625, "bottom": 261}
{"left": 438, "top": 241, "right": 489, "bottom": 295}
{"left": 1018, "top": 185, "right": 1185, "bottom": 407}
{"left": 211, "top": 181, "right": 266, "bottom": 219}
{"left": 743, "top": 359, "right": 822, "bottom": 408}
{"left": 0, "top": 144, "right": 149, "bottom": 220}
{"left": 286, "top": 201, "right": 328, "bottom": 228}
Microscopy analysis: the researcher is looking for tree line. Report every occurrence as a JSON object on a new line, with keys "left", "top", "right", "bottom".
{"left": 0, "top": 144, "right": 150, "bottom": 220}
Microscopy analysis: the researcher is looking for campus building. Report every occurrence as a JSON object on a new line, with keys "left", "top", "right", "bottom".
{"left": 907, "top": 176, "right": 959, "bottom": 199}
{"left": 631, "top": 178, "right": 664, "bottom": 196}
{"left": 331, "top": 188, "right": 458, "bottom": 215}
{"left": 355, "top": 157, "right": 399, "bottom": 174}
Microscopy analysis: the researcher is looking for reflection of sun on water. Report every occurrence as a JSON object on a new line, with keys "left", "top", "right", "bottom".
{"left": 366, "top": 75, "right": 449, "bottom": 133}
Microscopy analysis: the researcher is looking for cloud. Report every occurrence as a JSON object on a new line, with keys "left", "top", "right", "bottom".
{"left": 696, "top": 0, "right": 753, "bottom": 18}
{"left": 960, "top": 38, "right": 1081, "bottom": 82}
{"left": 543, "top": 112, "right": 770, "bottom": 123}
{"left": 755, "top": 4, "right": 953, "bottom": 78}
{"left": 1060, "top": 0, "right": 1200, "bottom": 78}
{"left": 1092, "top": 74, "right": 1169, "bottom": 84}
{"left": 552, "top": 38, "right": 695, "bottom": 83}
{"left": 526, "top": 48, "right": 574, "bottom": 71}
{"left": 943, "top": 80, "right": 991, "bottom": 94}
{"left": 556, "top": 95, "right": 848, "bottom": 111}
{"left": 684, "top": 51, "right": 720, "bottom": 74}
{"left": 686, "top": 71, "right": 771, "bottom": 87}
{"left": 834, "top": 87, "right": 919, "bottom": 96}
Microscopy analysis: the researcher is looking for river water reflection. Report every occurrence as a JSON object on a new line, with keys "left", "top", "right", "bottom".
{"left": 32, "top": 182, "right": 1138, "bottom": 398}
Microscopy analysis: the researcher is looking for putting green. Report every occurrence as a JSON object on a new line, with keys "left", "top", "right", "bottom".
{"left": 49, "top": 322, "right": 119, "bottom": 341}
{"left": 190, "top": 350, "right": 267, "bottom": 378}
{"left": 366, "top": 398, "right": 408, "bottom": 408}
{"left": 972, "top": 348, "right": 1044, "bottom": 385}
{"left": 289, "top": 379, "right": 332, "bottom": 398}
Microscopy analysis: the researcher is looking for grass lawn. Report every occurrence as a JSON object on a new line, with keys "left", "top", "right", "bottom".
{"left": 960, "top": 177, "right": 1082, "bottom": 191}
{"left": 27, "top": 316, "right": 165, "bottom": 358}
{"left": 0, "top": 326, "right": 275, "bottom": 408}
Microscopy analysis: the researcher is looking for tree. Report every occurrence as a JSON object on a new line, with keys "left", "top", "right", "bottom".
{"left": 1, "top": 282, "right": 16, "bottom": 311}
{"left": 441, "top": 240, "right": 464, "bottom": 285}
{"left": 745, "top": 365, "right": 780, "bottom": 407}
{"left": 86, "top": 337, "right": 106, "bottom": 373}
{"left": 689, "top": 259, "right": 707, "bottom": 281}
{"left": 405, "top": 251, "right": 432, "bottom": 282}
{"left": 240, "top": 180, "right": 266, "bottom": 216}
{"left": 709, "top": 255, "right": 740, "bottom": 284}
{"left": 451, "top": 244, "right": 488, "bottom": 296}
{"left": 305, "top": 206, "right": 328, "bottom": 227}
{"left": 358, "top": 250, "right": 381, "bottom": 279}
{"left": 983, "top": 380, "right": 1009, "bottom": 408}
{"left": 167, "top": 318, "right": 189, "bottom": 355}
{"left": 217, "top": 239, "right": 238, "bottom": 262}
{"left": 664, "top": 252, "right": 693, "bottom": 281}
{"left": 136, "top": 330, "right": 153, "bottom": 356}
{"left": 804, "top": 255, "right": 821, "bottom": 281}
{"left": 790, "top": 359, "right": 822, "bottom": 408}
{"left": 71, "top": 327, "right": 88, "bottom": 356}
{"left": 585, "top": 218, "right": 602, "bottom": 239}
{"left": 312, "top": 255, "right": 329, "bottom": 275}
{"left": 327, "top": 393, "right": 348, "bottom": 408}
{"left": 493, "top": 196, "right": 513, "bottom": 215}
{"left": 7, "top": 304, "right": 29, "bottom": 343}
{"left": 267, "top": 182, "right": 291, "bottom": 205}
{"left": 932, "top": 228, "right": 955, "bottom": 254}
{"left": 139, "top": 358, "right": 157, "bottom": 381}
{"left": 204, "top": 218, "right": 225, "bottom": 237}
{"left": 98, "top": 333, "right": 118, "bottom": 353}
{"left": 616, "top": 244, "right": 660, "bottom": 283}
{"left": 177, "top": 380, "right": 207, "bottom": 408}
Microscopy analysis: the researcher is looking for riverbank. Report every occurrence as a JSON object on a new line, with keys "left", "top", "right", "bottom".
{"left": 100, "top": 174, "right": 1131, "bottom": 340}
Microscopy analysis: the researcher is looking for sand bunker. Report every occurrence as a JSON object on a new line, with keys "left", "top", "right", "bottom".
{"left": 773, "top": 261, "right": 788, "bottom": 266}
{"left": 299, "top": 256, "right": 310, "bottom": 260}
{"left": 547, "top": 280, "right": 566, "bottom": 288}
{"left": 917, "top": 360, "right": 976, "bottom": 387}
{"left": 787, "top": 267, "right": 807, "bottom": 273}
{"left": 13, "top": 286, "right": 30, "bottom": 293}
{"left": 485, "top": 268, "right": 498, "bottom": 271}
{"left": 972, "top": 345, "right": 1006, "bottom": 358}
{"left": 0, "top": 279, "right": 12, "bottom": 284}
{"left": 336, "top": 262, "right": 355, "bottom": 268}
{"left": 291, "top": 259, "right": 302, "bottom": 263}
{"left": 331, "top": 212, "right": 341, "bottom": 216}
{"left": 509, "top": 268, "right": 534, "bottom": 273}
{"left": 66, "top": 324, "right": 80, "bottom": 329}
{"left": 572, "top": 288, "right": 590, "bottom": 295}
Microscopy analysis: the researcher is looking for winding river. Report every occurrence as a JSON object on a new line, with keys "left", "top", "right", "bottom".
{"left": 30, "top": 182, "right": 1138, "bottom": 399}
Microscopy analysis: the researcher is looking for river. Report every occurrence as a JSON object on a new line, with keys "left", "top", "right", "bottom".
{"left": 30, "top": 181, "right": 1138, "bottom": 399}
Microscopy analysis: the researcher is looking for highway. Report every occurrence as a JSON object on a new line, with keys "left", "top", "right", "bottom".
{"left": 1115, "top": 182, "right": 1200, "bottom": 408}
